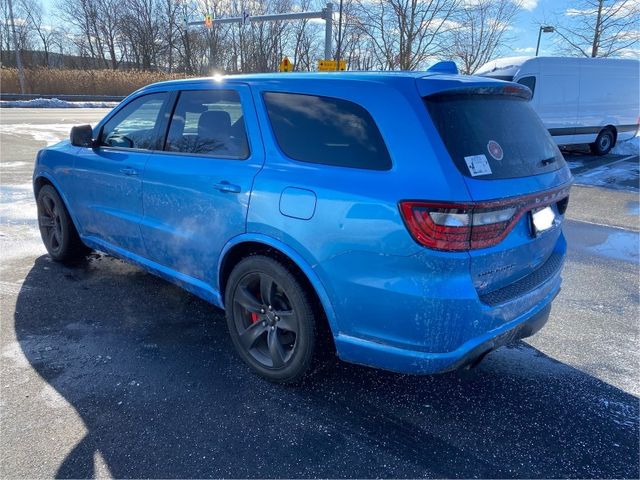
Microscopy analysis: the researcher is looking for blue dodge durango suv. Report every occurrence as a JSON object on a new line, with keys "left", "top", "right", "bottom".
{"left": 33, "top": 65, "right": 572, "bottom": 382}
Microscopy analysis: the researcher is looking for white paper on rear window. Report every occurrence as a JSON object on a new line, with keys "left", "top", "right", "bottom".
{"left": 464, "top": 154, "right": 492, "bottom": 176}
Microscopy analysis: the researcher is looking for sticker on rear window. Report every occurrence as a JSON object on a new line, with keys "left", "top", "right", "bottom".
{"left": 487, "top": 140, "right": 504, "bottom": 161}
{"left": 464, "top": 154, "right": 492, "bottom": 177}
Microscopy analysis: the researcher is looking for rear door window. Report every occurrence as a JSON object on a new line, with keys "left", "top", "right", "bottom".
{"left": 164, "top": 89, "right": 249, "bottom": 159}
{"left": 425, "top": 93, "right": 564, "bottom": 180}
{"left": 263, "top": 92, "right": 391, "bottom": 170}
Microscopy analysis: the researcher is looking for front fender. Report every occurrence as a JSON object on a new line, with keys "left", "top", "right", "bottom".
{"left": 218, "top": 233, "right": 338, "bottom": 334}
{"left": 33, "top": 171, "right": 83, "bottom": 234}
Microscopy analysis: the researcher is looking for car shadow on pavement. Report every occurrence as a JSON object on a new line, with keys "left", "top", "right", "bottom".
{"left": 14, "top": 255, "right": 639, "bottom": 479}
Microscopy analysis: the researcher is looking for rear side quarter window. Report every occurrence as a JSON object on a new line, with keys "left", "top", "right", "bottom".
{"left": 517, "top": 76, "right": 536, "bottom": 97}
{"left": 263, "top": 92, "right": 392, "bottom": 170}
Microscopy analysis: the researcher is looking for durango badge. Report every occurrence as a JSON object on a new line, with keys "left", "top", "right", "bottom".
{"left": 487, "top": 140, "right": 504, "bottom": 161}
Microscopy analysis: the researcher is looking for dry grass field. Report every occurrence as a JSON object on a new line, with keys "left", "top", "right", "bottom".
{"left": 0, "top": 68, "right": 195, "bottom": 96}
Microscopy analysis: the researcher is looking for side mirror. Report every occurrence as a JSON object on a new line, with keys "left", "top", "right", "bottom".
{"left": 70, "top": 125, "right": 95, "bottom": 147}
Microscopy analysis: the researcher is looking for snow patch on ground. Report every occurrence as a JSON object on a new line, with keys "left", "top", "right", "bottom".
{"left": 0, "top": 98, "right": 118, "bottom": 108}
{"left": 0, "top": 123, "right": 72, "bottom": 146}
{"left": 0, "top": 161, "right": 28, "bottom": 168}
{"left": 589, "top": 231, "right": 639, "bottom": 263}
{"left": 0, "top": 182, "right": 45, "bottom": 267}
{"left": 573, "top": 158, "right": 639, "bottom": 191}
{"left": 611, "top": 134, "right": 639, "bottom": 156}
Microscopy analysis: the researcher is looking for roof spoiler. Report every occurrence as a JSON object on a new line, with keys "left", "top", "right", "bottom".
{"left": 427, "top": 61, "right": 458, "bottom": 75}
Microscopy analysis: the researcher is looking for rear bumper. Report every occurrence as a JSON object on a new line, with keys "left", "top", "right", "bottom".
{"left": 334, "top": 281, "right": 558, "bottom": 375}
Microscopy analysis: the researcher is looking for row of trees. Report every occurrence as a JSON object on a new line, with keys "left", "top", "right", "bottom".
{"left": 1, "top": 0, "right": 638, "bottom": 75}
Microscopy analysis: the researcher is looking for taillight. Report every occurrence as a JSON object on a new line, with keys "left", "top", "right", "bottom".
{"left": 399, "top": 186, "right": 570, "bottom": 251}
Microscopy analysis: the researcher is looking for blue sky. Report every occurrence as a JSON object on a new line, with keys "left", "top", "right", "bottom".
{"left": 35, "top": 0, "right": 619, "bottom": 60}
{"left": 505, "top": 0, "right": 580, "bottom": 57}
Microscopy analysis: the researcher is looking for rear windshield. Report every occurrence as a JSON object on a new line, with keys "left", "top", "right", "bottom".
{"left": 425, "top": 93, "right": 564, "bottom": 180}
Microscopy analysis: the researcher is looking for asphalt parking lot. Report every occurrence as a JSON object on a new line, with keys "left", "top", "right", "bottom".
{"left": 1, "top": 109, "right": 638, "bottom": 478}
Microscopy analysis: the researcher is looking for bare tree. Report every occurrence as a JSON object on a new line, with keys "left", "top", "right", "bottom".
{"left": 450, "top": 0, "right": 522, "bottom": 74}
{"left": 354, "top": 0, "right": 459, "bottom": 70}
{"left": 331, "top": 0, "right": 371, "bottom": 69}
{"left": 56, "top": 0, "right": 108, "bottom": 66}
{"left": 95, "top": 0, "right": 122, "bottom": 69}
{"left": 119, "top": 0, "right": 162, "bottom": 69}
{"left": 555, "top": 0, "right": 639, "bottom": 57}
{"left": 290, "top": 0, "right": 321, "bottom": 70}
{"left": 158, "top": 0, "right": 181, "bottom": 72}
{"left": 17, "top": 0, "right": 61, "bottom": 66}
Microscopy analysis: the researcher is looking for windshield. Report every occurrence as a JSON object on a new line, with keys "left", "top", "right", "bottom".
{"left": 425, "top": 93, "right": 564, "bottom": 180}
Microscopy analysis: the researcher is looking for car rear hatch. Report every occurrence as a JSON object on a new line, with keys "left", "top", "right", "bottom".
{"left": 408, "top": 76, "right": 572, "bottom": 302}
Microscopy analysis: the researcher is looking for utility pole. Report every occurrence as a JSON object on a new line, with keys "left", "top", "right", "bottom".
{"left": 324, "top": 3, "right": 333, "bottom": 61}
{"left": 7, "top": 0, "right": 25, "bottom": 94}
{"left": 335, "top": 0, "right": 343, "bottom": 71}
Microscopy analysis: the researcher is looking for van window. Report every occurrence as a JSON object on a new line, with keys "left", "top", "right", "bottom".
{"left": 425, "top": 93, "right": 565, "bottom": 180}
{"left": 263, "top": 92, "right": 391, "bottom": 170}
{"left": 517, "top": 76, "right": 536, "bottom": 97}
{"left": 165, "top": 90, "right": 249, "bottom": 159}
{"left": 100, "top": 92, "right": 168, "bottom": 150}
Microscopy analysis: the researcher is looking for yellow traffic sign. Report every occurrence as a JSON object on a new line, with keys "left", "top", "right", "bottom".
{"left": 318, "top": 59, "right": 346, "bottom": 71}
{"left": 279, "top": 56, "right": 293, "bottom": 72}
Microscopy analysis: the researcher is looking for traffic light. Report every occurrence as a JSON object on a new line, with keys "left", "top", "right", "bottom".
{"left": 204, "top": 13, "right": 213, "bottom": 28}
{"left": 279, "top": 56, "right": 293, "bottom": 72}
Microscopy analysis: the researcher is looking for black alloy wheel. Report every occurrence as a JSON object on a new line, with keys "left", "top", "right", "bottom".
{"left": 225, "top": 256, "right": 317, "bottom": 383}
{"left": 36, "top": 184, "right": 89, "bottom": 262}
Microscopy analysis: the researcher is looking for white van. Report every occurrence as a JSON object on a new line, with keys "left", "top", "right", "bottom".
{"left": 476, "top": 56, "right": 639, "bottom": 155}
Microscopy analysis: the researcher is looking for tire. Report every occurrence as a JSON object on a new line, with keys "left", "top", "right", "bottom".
{"left": 225, "top": 255, "right": 319, "bottom": 383}
{"left": 36, "top": 184, "right": 89, "bottom": 263}
{"left": 590, "top": 128, "right": 615, "bottom": 156}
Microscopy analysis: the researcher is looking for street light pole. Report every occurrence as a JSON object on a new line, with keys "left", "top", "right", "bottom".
{"left": 535, "top": 25, "right": 555, "bottom": 56}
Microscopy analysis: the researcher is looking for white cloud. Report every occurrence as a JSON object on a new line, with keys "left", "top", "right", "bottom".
{"left": 618, "top": 47, "right": 640, "bottom": 58}
{"left": 519, "top": 0, "right": 538, "bottom": 11}
{"left": 462, "top": 0, "right": 537, "bottom": 8}
{"left": 566, "top": 0, "right": 639, "bottom": 18}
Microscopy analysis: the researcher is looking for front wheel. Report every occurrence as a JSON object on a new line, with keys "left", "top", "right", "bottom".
{"left": 225, "top": 255, "right": 318, "bottom": 383}
{"left": 36, "top": 185, "right": 89, "bottom": 263}
{"left": 590, "top": 128, "right": 615, "bottom": 156}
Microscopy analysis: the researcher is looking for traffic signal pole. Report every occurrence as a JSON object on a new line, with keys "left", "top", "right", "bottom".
{"left": 188, "top": 3, "right": 334, "bottom": 61}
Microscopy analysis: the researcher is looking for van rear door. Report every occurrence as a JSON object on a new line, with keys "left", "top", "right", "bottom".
{"left": 421, "top": 84, "right": 572, "bottom": 299}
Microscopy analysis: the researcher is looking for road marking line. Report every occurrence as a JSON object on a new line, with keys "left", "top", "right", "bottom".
{"left": 566, "top": 218, "right": 639, "bottom": 233}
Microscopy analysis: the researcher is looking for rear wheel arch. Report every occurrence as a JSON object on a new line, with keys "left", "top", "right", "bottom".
{"left": 590, "top": 125, "right": 617, "bottom": 155}
{"left": 218, "top": 239, "right": 336, "bottom": 350}
{"left": 602, "top": 124, "right": 617, "bottom": 143}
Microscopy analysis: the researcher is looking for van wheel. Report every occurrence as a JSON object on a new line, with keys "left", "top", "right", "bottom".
{"left": 225, "top": 255, "right": 317, "bottom": 383}
{"left": 590, "top": 128, "right": 615, "bottom": 156}
{"left": 37, "top": 185, "right": 89, "bottom": 263}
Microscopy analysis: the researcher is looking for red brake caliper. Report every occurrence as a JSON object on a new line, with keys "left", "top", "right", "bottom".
{"left": 251, "top": 312, "right": 259, "bottom": 324}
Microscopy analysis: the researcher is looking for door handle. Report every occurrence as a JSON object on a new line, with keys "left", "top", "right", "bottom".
{"left": 120, "top": 167, "right": 139, "bottom": 176}
{"left": 214, "top": 181, "right": 241, "bottom": 194}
